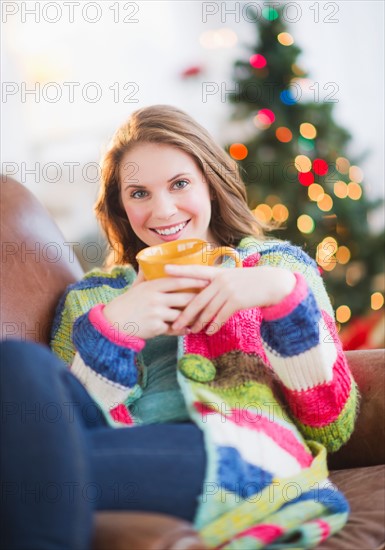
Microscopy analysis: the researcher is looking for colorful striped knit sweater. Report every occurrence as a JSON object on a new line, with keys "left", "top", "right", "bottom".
{"left": 50, "top": 237, "right": 359, "bottom": 549}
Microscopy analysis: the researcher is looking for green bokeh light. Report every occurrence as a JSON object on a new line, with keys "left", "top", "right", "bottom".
{"left": 262, "top": 7, "right": 279, "bottom": 21}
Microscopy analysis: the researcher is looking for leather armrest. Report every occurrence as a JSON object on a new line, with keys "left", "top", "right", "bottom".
{"left": 328, "top": 349, "right": 385, "bottom": 470}
{"left": 93, "top": 512, "right": 207, "bottom": 550}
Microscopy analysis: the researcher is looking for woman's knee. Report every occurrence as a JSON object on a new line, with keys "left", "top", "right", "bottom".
{"left": 0, "top": 339, "right": 66, "bottom": 383}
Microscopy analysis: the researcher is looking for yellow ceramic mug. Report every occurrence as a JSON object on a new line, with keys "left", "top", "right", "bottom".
{"left": 136, "top": 238, "right": 242, "bottom": 283}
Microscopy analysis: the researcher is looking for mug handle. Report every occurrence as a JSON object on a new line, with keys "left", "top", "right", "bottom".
{"left": 207, "top": 246, "right": 242, "bottom": 267}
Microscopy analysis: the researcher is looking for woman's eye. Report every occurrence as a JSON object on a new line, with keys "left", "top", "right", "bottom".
{"left": 131, "top": 190, "right": 148, "bottom": 199}
{"left": 173, "top": 180, "right": 189, "bottom": 190}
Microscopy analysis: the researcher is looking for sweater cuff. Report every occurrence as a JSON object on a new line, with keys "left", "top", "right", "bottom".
{"left": 261, "top": 272, "right": 308, "bottom": 321}
{"left": 260, "top": 275, "right": 321, "bottom": 357}
{"left": 89, "top": 304, "right": 145, "bottom": 352}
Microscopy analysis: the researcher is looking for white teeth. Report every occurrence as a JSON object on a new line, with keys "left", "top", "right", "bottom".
{"left": 153, "top": 221, "right": 187, "bottom": 236}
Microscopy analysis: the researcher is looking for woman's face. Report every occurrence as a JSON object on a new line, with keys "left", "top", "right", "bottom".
{"left": 119, "top": 142, "right": 216, "bottom": 246}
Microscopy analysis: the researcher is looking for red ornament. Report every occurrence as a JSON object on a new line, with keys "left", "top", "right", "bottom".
{"left": 298, "top": 171, "right": 314, "bottom": 186}
{"left": 258, "top": 108, "right": 275, "bottom": 124}
{"left": 180, "top": 65, "right": 203, "bottom": 79}
{"left": 250, "top": 54, "right": 267, "bottom": 69}
{"left": 313, "top": 158, "right": 329, "bottom": 176}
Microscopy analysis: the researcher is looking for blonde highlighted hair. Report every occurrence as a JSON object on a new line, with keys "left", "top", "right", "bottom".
{"left": 95, "top": 104, "right": 270, "bottom": 270}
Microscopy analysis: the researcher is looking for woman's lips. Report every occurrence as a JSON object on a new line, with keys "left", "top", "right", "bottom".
{"left": 150, "top": 220, "right": 191, "bottom": 241}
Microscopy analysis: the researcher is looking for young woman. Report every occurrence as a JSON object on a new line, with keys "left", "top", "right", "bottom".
{"left": 1, "top": 105, "right": 358, "bottom": 549}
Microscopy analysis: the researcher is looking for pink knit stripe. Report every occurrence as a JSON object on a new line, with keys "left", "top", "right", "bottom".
{"left": 233, "top": 523, "right": 284, "bottom": 544}
{"left": 309, "top": 519, "right": 331, "bottom": 541}
{"left": 110, "top": 404, "right": 134, "bottom": 425}
{"left": 184, "top": 309, "right": 268, "bottom": 362}
{"left": 282, "top": 353, "right": 352, "bottom": 427}
{"left": 261, "top": 272, "right": 308, "bottom": 321}
{"left": 242, "top": 252, "right": 261, "bottom": 267}
{"left": 89, "top": 304, "right": 145, "bottom": 352}
{"left": 194, "top": 402, "right": 313, "bottom": 468}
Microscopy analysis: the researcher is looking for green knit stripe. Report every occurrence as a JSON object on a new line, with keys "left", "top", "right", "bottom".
{"left": 51, "top": 279, "right": 132, "bottom": 365}
{"left": 222, "top": 535, "right": 266, "bottom": 550}
{"left": 82, "top": 265, "right": 136, "bottom": 283}
{"left": 292, "top": 379, "right": 359, "bottom": 453}
{"left": 237, "top": 236, "right": 265, "bottom": 252}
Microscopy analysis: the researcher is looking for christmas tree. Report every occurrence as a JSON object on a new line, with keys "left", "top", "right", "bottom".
{"left": 225, "top": 4, "right": 384, "bottom": 335}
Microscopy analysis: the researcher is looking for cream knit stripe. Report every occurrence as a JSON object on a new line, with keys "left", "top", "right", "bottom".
{"left": 203, "top": 412, "right": 305, "bottom": 478}
{"left": 71, "top": 352, "right": 132, "bottom": 410}
{"left": 263, "top": 318, "right": 337, "bottom": 391}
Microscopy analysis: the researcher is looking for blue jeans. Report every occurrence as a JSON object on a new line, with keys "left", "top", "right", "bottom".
{"left": 0, "top": 340, "right": 206, "bottom": 550}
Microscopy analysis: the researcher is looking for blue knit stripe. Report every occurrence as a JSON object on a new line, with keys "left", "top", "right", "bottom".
{"left": 281, "top": 487, "right": 350, "bottom": 515}
{"left": 217, "top": 446, "right": 273, "bottom": 498}
{"left": 72, "top": 313, "right": 138, "bottom": 387}
{"left": 260, "top": 289, "right": 321, "bottom": 357}
{"left": 50, "top": 274, "right": 130, "bottom": 340}
{"left": 259, "top": 243, "right": 318, "bottom": 272}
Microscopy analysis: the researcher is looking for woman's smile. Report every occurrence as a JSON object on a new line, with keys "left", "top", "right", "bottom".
{"left": 149, "top": 219, "right": 191, "bottom": 240}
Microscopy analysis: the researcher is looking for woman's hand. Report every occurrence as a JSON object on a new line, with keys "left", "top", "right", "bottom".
{"left": 103, "top": 270, "right": 210, "bottom": 340}
{"left": 164, "top": 264, "right": 296, "bottom": 335}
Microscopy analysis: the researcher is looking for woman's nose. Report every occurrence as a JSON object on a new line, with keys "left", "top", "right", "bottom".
{"left": 153, "top": 194, "right": 178, "bottom": 219}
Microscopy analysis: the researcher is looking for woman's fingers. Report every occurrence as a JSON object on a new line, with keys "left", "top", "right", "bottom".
{"left": 152, "top": 276, "right": 210, "bottom": 293}
{"left": 164, "top": 264, "right": 217, "bottom": 280}
{"left": 171, "top": 285, "right": 218, "bottom": 331}
{"left": 165, "top": 292, "right": 198, "bottom": 309}
{"left": 190, "top": 293, "right": 226, "bottom": 333}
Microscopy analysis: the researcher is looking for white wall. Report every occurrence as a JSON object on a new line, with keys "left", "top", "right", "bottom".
{"left": 1, "top": 0, "right": 383, "bottom": 242}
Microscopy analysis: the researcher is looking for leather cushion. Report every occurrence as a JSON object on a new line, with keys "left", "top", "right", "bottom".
{"left": 318, "top": 465, "right": 385, "bottom": 549}
{"left": 328, "top": 350, "right": 385, "bottom": 470}
{"left": 93, "top": 511, "right": 207, "bottom": 550}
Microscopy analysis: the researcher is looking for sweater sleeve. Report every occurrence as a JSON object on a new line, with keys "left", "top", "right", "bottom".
{"left": 50, "top": 266, "right": 145, "bottom": 426}
{"left": 255, "top": 242, "right": 359, "bottom": 452}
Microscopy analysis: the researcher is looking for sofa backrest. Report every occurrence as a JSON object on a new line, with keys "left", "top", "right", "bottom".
{"left": 1, "top": 177, "right": 84, "bottom": 345}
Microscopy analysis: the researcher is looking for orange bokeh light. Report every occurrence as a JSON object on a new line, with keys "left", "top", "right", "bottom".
{"left": 229, "top": 143, "right": 248, "bottom": 160}
{"left": 276, "top": 127, "right": 293, "bottom": 143}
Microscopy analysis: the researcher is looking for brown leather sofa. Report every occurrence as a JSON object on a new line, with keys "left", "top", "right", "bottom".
{"left": 1, "top": 177, "right": 384, "bottom": 549}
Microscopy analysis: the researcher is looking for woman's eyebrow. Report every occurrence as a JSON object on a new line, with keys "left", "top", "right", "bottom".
{"left": 167, "top": 172, "right": 192, "bottom": 182}
{"left": 124, "top": 183, "right": 146, "bottom": 190}
{"left": 124, "top": 173, "right": 192, "bottom": 191}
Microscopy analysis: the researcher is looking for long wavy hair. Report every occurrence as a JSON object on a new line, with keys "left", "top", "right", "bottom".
{"left": 95, "top": 104, "right": 271, "bottom": 271}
